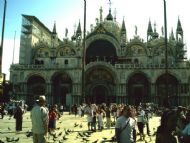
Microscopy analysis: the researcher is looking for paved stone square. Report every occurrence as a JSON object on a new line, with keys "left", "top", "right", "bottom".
{"left": 0, "top": 112, "right": 160, "bottom": 143}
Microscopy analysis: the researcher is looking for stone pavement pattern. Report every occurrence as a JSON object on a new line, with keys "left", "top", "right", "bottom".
{"left": 0, "top": 112, "right": 160, "bottom": 143}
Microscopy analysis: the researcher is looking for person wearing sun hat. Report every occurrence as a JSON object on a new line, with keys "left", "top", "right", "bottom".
{"left": 31, "top": 95, "right": 49, "bottom": 143}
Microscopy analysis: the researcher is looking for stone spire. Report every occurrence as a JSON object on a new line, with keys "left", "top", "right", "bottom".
{"left": 152, "top": 21, "right": 159, "bottom": 39}
{"left": 52, "top": 21, "right": 57, "bottom": 39}
{"left": 76, "top": 20, "right": 82, "bottom": 37}
{"left": 51, "top": 21, "right": 57, "bottom": 48}
{"left": 52, "top": 21, "right": 57, "bottom": 35}
{"left": 120, "top": 17, "right": 127, "bottom": 44}
{"left": 169, "top": 28, "right": 175, "bottom": 40}
{"left": 147, "top": 19, "right": 153, "bottom": 41}
{"left": 147, "top": 19, "right": 153, "bottom": 35}
{"left": 176, "top": 17, "right": 183, "bottom": 33}
{"left": 121, "top": 17, "right": 126, "bottom": 34}
{"left": 176, "top": 17, "right": 183, "bottom": 42}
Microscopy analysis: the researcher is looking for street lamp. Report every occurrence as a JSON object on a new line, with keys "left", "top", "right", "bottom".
{"left": 0, "top": 0, "right": 7, "bottom": 73}
{"left": 81, "top": 0, "right": 86, "bottom": 103}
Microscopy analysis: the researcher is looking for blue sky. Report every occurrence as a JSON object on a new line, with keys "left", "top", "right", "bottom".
{"left": 0, "top": 0, "right": 190, "bottom": 79}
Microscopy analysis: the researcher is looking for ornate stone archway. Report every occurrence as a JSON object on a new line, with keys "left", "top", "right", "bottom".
{"left": 156, "top": 73, "right": 179, "bottom": 106}
{"left": 27, "top": 75, "right": 46, "bottom": 106}
{"left": 127, "top": 73, "right": 150, "bottom": 106}
{"left": 51, "top": 73, "right": 72, "bottom": 105}
{"left": 85, "top": 66, "right": 115, "bottom": 104}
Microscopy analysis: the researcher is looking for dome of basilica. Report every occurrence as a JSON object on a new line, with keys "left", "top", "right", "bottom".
{"left": 101, "top": 20, "right": 121, "bottom": 40}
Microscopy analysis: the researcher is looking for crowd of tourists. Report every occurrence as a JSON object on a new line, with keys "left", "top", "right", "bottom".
{"left": 1, "top": 97, "right": 190, "bottom": 143}
{"left": 70, "top": 102, "right": 190, "bottom": 143}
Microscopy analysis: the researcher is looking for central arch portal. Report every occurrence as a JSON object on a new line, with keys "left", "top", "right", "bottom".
{"left": 92, "top": 85, "right": 108, "bottom": 104}
{"left": 127, "top": 73, "right": 150, "bottom": 106}
{"left": 85, "top": 66, "right": 115, "bottom": 104}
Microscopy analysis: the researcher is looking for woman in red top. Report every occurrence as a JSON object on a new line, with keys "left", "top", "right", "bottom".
{"left": 48, "top": 106, "right": 57, "bottom": 133}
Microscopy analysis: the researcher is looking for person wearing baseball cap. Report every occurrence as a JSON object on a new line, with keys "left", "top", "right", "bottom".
{"left": 31, "top": 95, "right": 49, "bottom": 143}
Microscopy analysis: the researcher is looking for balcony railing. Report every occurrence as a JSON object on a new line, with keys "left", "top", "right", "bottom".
{"left": 10, "top": 63, "right": 81, "bottom": 70}
{"left": 11, "top": 61, "right": 190, "bottom": 70}
{"left": 114, "top": 63, "right": 190, "bottom": 69}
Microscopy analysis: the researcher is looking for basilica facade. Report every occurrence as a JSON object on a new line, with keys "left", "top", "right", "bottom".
{"left": 10, "top": 7, "right": 190, "bottom": 107}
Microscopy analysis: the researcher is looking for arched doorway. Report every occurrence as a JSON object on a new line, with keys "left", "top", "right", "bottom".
{"left": 127, "top": 73, "right": 149, "bottom": 106}
{"left": 92, "top": 85, "right": 108, "bottom": 104}
{"left": 52, "top": 73, "right": 72, "bottom": 105}
{"left": 156, "top": 73, "right": 178, "bottom": 106}
{"left": 86, "top": 40, "right": 117, "bottom": 65}
{"left": 27, "top": 75, "right": 46, "bottom": 106}
{"left": 86, "top": 67, "right": 115, "bottom": 104}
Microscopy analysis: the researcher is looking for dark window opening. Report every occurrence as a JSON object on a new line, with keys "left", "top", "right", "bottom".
{"left": 65, "top": 59, "right": 68, "bottom": 65}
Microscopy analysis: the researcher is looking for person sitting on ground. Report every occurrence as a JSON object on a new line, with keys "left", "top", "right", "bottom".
{"left": 156, "top": 109, "right": 178, "bottom": 143}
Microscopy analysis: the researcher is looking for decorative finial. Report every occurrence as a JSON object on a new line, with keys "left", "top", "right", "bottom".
{"left": 114, "top": 8, "right": 117, "bottom": 21}
{"left": 53, "top": 21, "right": 57, "bottom": 34}
{"left": 154, "top": 21, "right": 157, "bottom": 32}
{"left": 65, "top": 28, "right": 68, "bottom": 37}
{"left": 73, "top": 23, "right": 76, "bottom": 33}
{"left": 135, "top": 25, "right": 138, "bottom": 35}
{"left": 100, "top": 6, "right": 103, "bottom": 22}
{"left": 161, "top": 26, "right": 164, "bottom": 36}
{"left": 108, "top": 0, "right": 112, "bottom": 10}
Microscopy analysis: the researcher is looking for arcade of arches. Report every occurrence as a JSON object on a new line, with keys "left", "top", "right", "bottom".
{"left": 25, "top": 72, "right": 181, "bottom": 106}
{"left": 25, "top": 38, "right": 181, "bottom": 107}
{"left": 26, "top": 73, "right": 72, "bottom": 106}
{"left": 126, "top": 73, "right": 179, "bottom": 106}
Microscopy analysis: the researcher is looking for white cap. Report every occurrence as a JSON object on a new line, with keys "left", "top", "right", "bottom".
{"left": 39, "top": 95, "right": 46, "bottom": 101}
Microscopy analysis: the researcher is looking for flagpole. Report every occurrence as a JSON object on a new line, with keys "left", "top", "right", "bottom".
{"left": 12, "top": 31, "right": 16, "bottom": 64}
{"left": 163, "top": 0, "right": 169, "bottom": 107}
{"left": 82, "top": 0, "right": 86, "bottom": 103}
{"left": 0, "top": 0, "right": 7, "bottom": 73}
